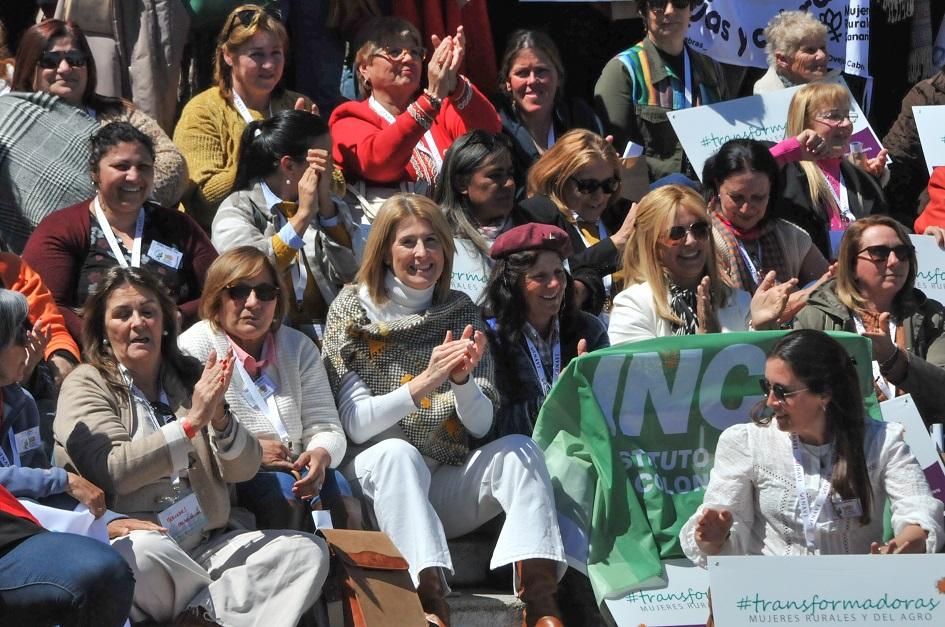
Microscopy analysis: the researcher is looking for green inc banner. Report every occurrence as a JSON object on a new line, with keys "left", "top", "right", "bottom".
{"left": 532, "top": 331, "right": 876, "bottom": 605}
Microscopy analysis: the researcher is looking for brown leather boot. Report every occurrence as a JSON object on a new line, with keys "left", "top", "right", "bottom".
{"left": 417, "top": 567, "right": 451, "bottom": 627}
{"left": 516, "top": 559, "right": 564, "bottom": 627}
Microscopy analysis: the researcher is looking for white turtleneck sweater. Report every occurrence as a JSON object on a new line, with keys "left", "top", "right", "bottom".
{"left": 336, "top": 273, "right": 492, "bottom": 447}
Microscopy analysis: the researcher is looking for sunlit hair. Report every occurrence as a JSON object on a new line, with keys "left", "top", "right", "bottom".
{"left": 752, "top": 329, "right": 872, "bottom": 525}
{"left": 497, "top": 29, "right": 565, "bottom": 100}
{"left": 701, "top": 138, "right": 782, "bottom": 227}
{"left": 357, "top": 193, "right": 455, "bottom": 304}
{"left": 834, "top": 215, "right": 917, "bottom": 315}
{"left": 214, "top": 4, "right": 288, "bottom": 100}
{"left": 11, "top": 19, "right": 122, "bottom": 116}
{"left": 785, "top": 82, "right": 861, "bottom": 213}
{"left": 434, "top": 130, "right": 514, "bottom": 258}
{"left": 200, "top": 247, "right": 289, "bottom": 333}
{"left": 0, "top": 290, "right": 28, "bottom": 350}
{"left": 233, "top": 109, "right": 330, "bottom": 191}
{"left": 352, "top": 17, "right": 423, "bottom": 98}
{"left": 526, "top": 129, "right": 622, "bottom": 216}
{"left": 83, "top": 266, "right": 202, "bottom": 404}
{"left": 623, "top": 184, "right": 730, "bottom": 325}
{"left": 764, "top": 10, "right": 828, "bottom": 68}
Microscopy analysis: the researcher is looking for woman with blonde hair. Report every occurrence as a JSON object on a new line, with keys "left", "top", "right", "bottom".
{"left": 174, "top": 4, "right": 313, "bottom": 229}
{"left": 522, "top": 128, "right": 636, "bottom": 313}
{"left": 608, "top": 184, "right": 793, "bottom": 344}
{"left": 322, "top": 193, "right": 566, "bottom": 626}
{"left": 754, "top": 11, "right": 831, "bottom": 94}
{"left": 770, "top": 82, "right": 889, "bottom": 259}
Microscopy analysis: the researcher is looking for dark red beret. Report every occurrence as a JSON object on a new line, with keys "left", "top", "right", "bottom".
{"left": 490, "top": 223, "right": 573, "bottom": 260}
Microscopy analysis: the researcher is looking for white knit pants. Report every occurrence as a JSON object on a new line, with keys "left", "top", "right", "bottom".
{"left": 345, "top": 434, "right": 566, "bottom": 587}
{"left": 110, "top": 528, "right": 329, "bottom": 625}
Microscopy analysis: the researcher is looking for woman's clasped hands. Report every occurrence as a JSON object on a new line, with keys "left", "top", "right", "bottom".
{"left": 409, "top": 324, "right": 486, "bottom": 405}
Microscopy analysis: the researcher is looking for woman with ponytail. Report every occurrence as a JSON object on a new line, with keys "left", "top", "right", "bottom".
{"left": 212, "top": 109, "right": 362, "bottom": 340}
{"left": 681, "top": 329, "right": 943, "bottom": 564}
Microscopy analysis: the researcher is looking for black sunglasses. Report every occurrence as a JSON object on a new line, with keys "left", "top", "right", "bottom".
{"left": 38, "top": 50, "right": 87, "bottom": 70}
{"left": 759, "top": 378, "right": 809, "bottom": 402}
{"left": 228, "top": 5, "right": 283, "bottom": 36}
{"left": 665, "top": 220, "right": 710, "bottom": 244}
{"left": 226, "top": 283, "right": 281, "bottom": 302}
{"left": 649, "top": 0, "right": 696, "bottom": 12}
{"left": 858, "top": 244, "right": 914, "bottom": 263}
{"left": 572, "top": 176, "right": 620, "bottom": 195}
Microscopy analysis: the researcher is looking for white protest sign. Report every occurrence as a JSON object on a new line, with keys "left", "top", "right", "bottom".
{"left": 18, "top": 500, "right": 109, "bottom": 543}
{"left": 710, "top": 554, "right": 945, "bottom": 626}
{"left": 913, "top": 106, "right": 945, "bottom": 175}
{"left": 880, "top": 395, "right": 945, "bottom": 506}
{"left": 605, "top": 558, "right": 710, "bottom": 627}
{"left": 685, "top": 0, "right": 870, "bottom": 77}
{"left": 668, "top": 77, "right": 881, "bottom": 181}
{"left": 911, "top": 234, "right": 945, "bottom": 305}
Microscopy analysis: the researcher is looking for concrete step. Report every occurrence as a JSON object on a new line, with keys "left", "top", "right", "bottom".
{"left": 445, "top": 533, "right": 496, "bottom": 587}
{"left": 447, "top": 589, "right": 524, "bottom": 627}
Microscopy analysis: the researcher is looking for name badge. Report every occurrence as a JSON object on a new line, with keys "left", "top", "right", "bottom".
{"left": 834, "top": 497, "right": 863, "bottom": 519}
{"left": 147, "top": 240, "right": 183, "bottom": 269}
{"left": 158, "top": 492, "right": 208, "bottom": 547}
{"left": 14, "top": 427, "right": 41, "bottom": 453}
{"left": 242, "top": 373, "right": 277, "bottom": 410}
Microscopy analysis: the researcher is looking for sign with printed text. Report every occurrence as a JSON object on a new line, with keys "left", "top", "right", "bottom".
{"left": 710, "top": 554, "right": 945, "bottom": 626}
{"left": 605, "top": 559, "right": 710, "bottom": 627}
{"left": 912, "top": 106, "right": 945, "bottom": 176}
{"left": 685, "top": 0, "right": 870, "bottom": 77}
{"left": 880, "top": 395, "right": 945, "bottom": 505}
{"left": 910, "top": 235, "right": 945, "bottom": 306}
{"left": 668, "top": 77, "right": 882, "bottom": 182}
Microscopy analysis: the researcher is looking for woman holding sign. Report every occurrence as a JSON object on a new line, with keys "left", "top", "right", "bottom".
{"left": 795, "top": 216, "right": 945, "bottom": 425}
{"left": 681, "top": 329, "right": 943, "bottom": 563}
{"left": 608, "top": 184, "right": 794, "bottom": 344}
{"left": 179, "top": 247, "right": 349, "bottom": 531}
{"left": 54, "top": 266, "right": 330, "bottom": 625}
{"left": 23, "top": 122, "right": 217, "bottom": 343}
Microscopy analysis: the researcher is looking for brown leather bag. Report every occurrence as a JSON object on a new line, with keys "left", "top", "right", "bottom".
{"left": 319, "top": 529, "right": 428, "bottom": 626}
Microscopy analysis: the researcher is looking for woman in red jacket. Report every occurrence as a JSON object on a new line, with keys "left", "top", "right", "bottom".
{"left": 329, "top": 17, "right": 500, "bottom": 219}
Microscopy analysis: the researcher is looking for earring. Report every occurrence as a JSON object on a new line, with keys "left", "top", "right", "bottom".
{"left": 286, "top": 179, "right": 291, "bottom": 185}
{"left": 103, "top": 338, "right": 109, "bottom": 346}
{"left": 162, "top": 330, "right": 169, "bottom": 336}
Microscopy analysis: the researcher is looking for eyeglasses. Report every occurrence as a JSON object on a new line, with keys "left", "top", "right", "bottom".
{"left": 858, "top": 244, "right": 914, "bottom": 263}
{"left": 572, "top": 176, "right": 620, "bottom": 195}
{"left": 664, "top": 220, "right": 710, "bottom": 245}
{"left": 225, "top": 283, "right": 280, "bottom": 301}
{"left": 649, "top": 0, "right": 696, "bottom": 13}
{"left": 759, "top": 378, "right": 809, "bottom": 402}
{"left": 813, "top": 110, "right": 858, "bottom": 127}
{"left": 38, "top": 50, "right": 88, "bottom": 70}
{"left": 373, "top": 45, "right": 426, "bottom": 62}
{"left": 226, "top": 5, "right": 283, "bottom": 37}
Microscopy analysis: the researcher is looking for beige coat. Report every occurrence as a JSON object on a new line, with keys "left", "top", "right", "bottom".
{"left": 54, "top": 364, "right": 262, "bottom": 531}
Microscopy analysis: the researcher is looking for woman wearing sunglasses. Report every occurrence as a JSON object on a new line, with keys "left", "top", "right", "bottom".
{"left": 180, "top": 247, "right": 349, "bottom": 530}
{"left": 609, "top": 184, "right": 793, "bottom": 344}
{"left": 328, "top": 17, "right": 500, "bottom": 216}
{"left": 174, "top": 4, "right": 312, "bottom": 230}
{"left": 0, "top": 19, "right": 186, "bottom": 252}
{"left": 593, "top": 0, "right": 727, "bottom": 182}
{"left": 794, "top": 215, "right": 945, "bottom": 425}
{"left": 681, "top": 329, "right": 942, "bottom": 566}
{"left": 54, "top": 265, "right": 330, "bottom": 625}
{"left": 23, "top": 122, "right": 217, "bottom": 344}
{"left": 523, "top": 129, "right": 636, "bottom": 314}
{"left": 770, "top": 82, "right": 890, "bottom": 259}
{"left": 704, "top": 139, "right": 830, "bottom": 320}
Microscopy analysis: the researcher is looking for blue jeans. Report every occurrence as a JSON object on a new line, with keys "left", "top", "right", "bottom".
{"left": 0, "top": 530, "right": 134, "bottom": 626}
{"left": 237, "top": 468, "right": 352, "bottom": 530}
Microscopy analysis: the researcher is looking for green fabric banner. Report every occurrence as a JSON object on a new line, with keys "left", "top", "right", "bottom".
{"left": 532, "top": 330, "right": 878, "bottom": 604}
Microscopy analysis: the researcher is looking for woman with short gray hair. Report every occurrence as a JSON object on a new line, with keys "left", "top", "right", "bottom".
{"left": 754, "top": 11, "right": 831, "bottom": 94}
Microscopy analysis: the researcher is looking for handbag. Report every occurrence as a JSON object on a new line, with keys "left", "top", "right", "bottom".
{"left": 319, "top": 529, "right": 427, "bottom": 626}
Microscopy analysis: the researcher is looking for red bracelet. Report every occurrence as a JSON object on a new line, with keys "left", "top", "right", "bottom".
{"left": 181, "top": 418, "right": 199, "bottom": 439}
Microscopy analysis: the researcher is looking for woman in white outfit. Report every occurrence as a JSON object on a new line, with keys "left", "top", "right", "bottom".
{"left": 322, "top": 193, "right": 566, "bottom": 627}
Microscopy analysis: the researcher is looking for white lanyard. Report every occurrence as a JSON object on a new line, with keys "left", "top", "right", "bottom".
{"left": 132, "top": 384, "right": 179, "bottom": 486}
{"left": 852, "top": 315, "right": 898, "bottom": 399}
{"left": 573, "top": 217, "right": 613, "bottom": 295}
{"left": 682, "top": 47, "right": 693, "bottom": 108}
{"left": 523, "top": 321, "right": 561, "bottom": 396}
{"left": 266, "top": 189, "right": 311, "bottom": 308}
{"left": 233, "top": 357, "right": 291, "bottom": 446}
{"left": 0, "top": 431, "right": 21, "bottom": 468}
{"left": 823, "top": 170, "right": 854, "bottom": 225}
{"left": 735, "top": 239, "right": 764, "bottom": 287}
{"left": 791, "top": 434, "right": 833, "bottom": 552}
{"left": 232, "top": 90, "right": 272, "bottom": 125}
{"left": 368, "top": 96, "right": 443, "bottom": 176}
{"left": 93, "top": 197, "right": 144, "bottom": 268}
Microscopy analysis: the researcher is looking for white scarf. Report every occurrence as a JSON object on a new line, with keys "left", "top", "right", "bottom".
{"left": 358, "top": 272, "right": 436, "bottom": 323}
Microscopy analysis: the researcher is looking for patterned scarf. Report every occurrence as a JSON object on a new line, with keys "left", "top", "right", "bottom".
{"left": 669, "top": 283, "right": 698, "bottom": 336}
{"left": 322, "top": 285, "right": 497, "bottom": 465}
{"left": 711, "top": 211, "right": 788, "bottom": 292}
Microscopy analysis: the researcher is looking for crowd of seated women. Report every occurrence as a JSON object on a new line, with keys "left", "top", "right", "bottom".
{"left": 1, "top": 2, "right": 945, "bottom": 626}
